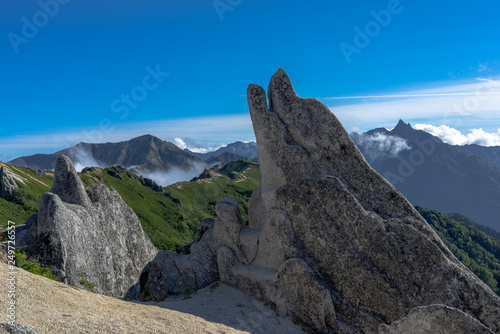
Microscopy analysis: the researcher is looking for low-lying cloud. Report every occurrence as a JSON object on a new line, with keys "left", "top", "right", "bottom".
{"left": 415, "top": 124, "right": 500, "bottom": 146}
{"left": 173, "top": 138, "right": 224, "bottom": 154}
{"left": 71, "top": 147, "right": 105, "bottom": 172}
{"left": 141, "top": 162, "right": 206, "bottom": 187}
{"left": 352, "top": 132, "right": 411, "bottom": 162}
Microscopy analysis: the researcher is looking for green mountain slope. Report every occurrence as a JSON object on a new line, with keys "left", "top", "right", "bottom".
{"left": 416, "top": 206, "right": 500, "bottom": 295}
{"left": 1, "top": 160, "right": 260, "bottom": 252}
{"left": 446, "top": 212, "right": 500, "bottom": 242}
{"left": 80, "top": 160, "right": 261, "bottom": 251}
{"left": 79, "top": 166, "right": 190, "bottom": 251}
{"left": 168, "top": 160, "right": 260, "bottom": 228}
{"left": 0, "top": 163, "right": 53, "bottom": 227}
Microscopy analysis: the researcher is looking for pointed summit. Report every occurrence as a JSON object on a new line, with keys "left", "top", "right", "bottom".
{"left": 246, "top": 69, "right": 500, "bottom": 332}
{"left": 268, "top": 68, "right": 298, "bottom": 112}
{"left": 391, "top": 119, "right": 418, "bottom": 139}
{"left": 29, "top": 155, "right": 157, "bottom": 298}
{"left": 395, "top": 119, "right": 411, "bottom": 130}
{"left": 50, "top": 155, "right": 91, "bottom": 207}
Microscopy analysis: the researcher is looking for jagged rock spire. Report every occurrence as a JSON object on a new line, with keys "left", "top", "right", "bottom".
{"left": 141, "top": 69, "right": 500, "bottom": 333}
{"left": 50, "top": 155, "right": 91, "bottom": 206}
{"left": 27, "top": 155, "right": 157, "bottom": 299}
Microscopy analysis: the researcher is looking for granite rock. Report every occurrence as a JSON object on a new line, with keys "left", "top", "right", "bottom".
{"left": 379, "top": 304, "right": 495, "bottom": 334}
{"left": 139, "top": 69, "right": 500, "bottom": 333}
{"left": 26, "top": 155, "right": 157, "bottom": 299}
{"left": 0, "top": 166, "right": 18, "bottom": 200}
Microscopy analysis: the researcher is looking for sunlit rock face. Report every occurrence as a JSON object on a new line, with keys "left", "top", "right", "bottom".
{"left": 27, "top": 155, "right": 157, "bottom": 299}
{"left": 140, "top": 69, "right": 500, "bottom": 333}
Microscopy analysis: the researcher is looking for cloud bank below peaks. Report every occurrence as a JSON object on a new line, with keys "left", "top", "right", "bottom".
{"left": 352, "top": 132, "right": 411, "bottom": 163}
{"left": 173, "top": 138, "right": 224, "bottom": 154}
{"left": 415, "top": 124, "right": 500, "bottom": 146}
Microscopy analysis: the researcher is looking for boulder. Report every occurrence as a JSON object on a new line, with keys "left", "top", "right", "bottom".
{"left": 139, "top": 69, "right": 500, "bottom": 333}
{"left": 139, "top": 226, "right": 218, "bottom": 301}
{"left": 0, "top": 166, "right": 18, "bottom": 200}
{"left": 25, "top": 155, "right": 157, "bottom": 299}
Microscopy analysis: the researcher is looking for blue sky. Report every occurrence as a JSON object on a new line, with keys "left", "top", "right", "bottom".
{"left": 1, "top": 0, "right": 500, "bottom": 161}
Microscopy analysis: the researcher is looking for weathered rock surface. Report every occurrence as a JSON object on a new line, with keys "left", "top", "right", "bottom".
{"left": 24, "top": 155, "right": 157, "bottom": 299}
{"left": 0, "top": 323, "right": 37, "bottom": 334}
{"left": 379, "top": 304, "right": 495, "bottom": 334}
{"left": 0, "top": 166, "right": 18, "bottom": 200}
{"left": 139, "top": 218, "right": 218, "bottom": 301}
{"left": 140, "top": 69, "right": 500, "bottom": 333}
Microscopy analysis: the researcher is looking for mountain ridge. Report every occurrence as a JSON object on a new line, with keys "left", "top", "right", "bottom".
{"left": 352, "top": 120, "right": 500, "bottom": 233}
{"left": 9, "top": 134, "right": 202, "bottom": 174}
{"left": 186, "top": 141, "right": 258, "bottom": 162}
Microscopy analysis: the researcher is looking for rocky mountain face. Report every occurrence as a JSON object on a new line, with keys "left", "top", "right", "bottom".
{"left": 456, "top": 144, "right": 500, "bottom": 171}
{"left": 186, "top": 141, "right": 258, "bottom": 162}
{"left": 139, "top": 69, "right": 500, "bottom": 333}
{"left": 0, "top": 166, "right": 18, "bottom": 200}
{"left": 352, "top": 122, "right": 500, "bottom": 233}
{"left": 18, "top": 155, "right": 157, "bottom": 299}
{"left": 9, "top": 135, "right": 202, "bottom": 174}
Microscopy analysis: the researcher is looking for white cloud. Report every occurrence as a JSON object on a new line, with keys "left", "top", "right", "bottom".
{"left": 141, "top": 162, "right": 205, "bottom": 186}
{"left": 415, "top": 124, "right": 500, "bottom": 146}
{"left": 353, "top": 132, "right": 410, "bottom": 162}
{"left": 172, "top": 137, "right": 225, "bottom": 154}
{"left": 323, "top": 77, "right": 500, "bottom": 132}
{"left": 72, "top": 147, "right": 105, "bottom": 172}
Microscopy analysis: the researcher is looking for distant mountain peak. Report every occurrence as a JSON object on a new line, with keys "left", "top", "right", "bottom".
{"left": 394, "top": 119, "right": 412, "bottom": 131}
{"left": 9, "top": 135, "right": 202, "bottom": 174}
{"left": 364, "top": 127, "right": 390, "bottom": 136}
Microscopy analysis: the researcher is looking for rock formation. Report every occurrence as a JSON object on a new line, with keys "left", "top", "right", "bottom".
{"left": 22, "top": 155, "right": 157, "bottom": 299}
{"left": 140, "top": 69, "right": 500, "bottom": 333}
{"left": 138, "top": 217, "right": 217, "bottom": 300}
{"left": 0, "top": 166, "right": 18, "bottom": 200}
{"left": 142, "top": 177, "right": 164, "bottom": 192}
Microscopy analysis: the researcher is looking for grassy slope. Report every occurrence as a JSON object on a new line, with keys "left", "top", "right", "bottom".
{"left": 80, "top": 161, "right": 261, "bottom": 252}
{"left": 0, "top": 163, "right": 53, "bottom": 228}
{"left": 169, "top": 160, "right": 260, "bottom": 227}
{"left": 1, "top": 160, "right": 260, "bottom": 252}
{"left": 79, "top": 167, "right": 190, "bottom": 252}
